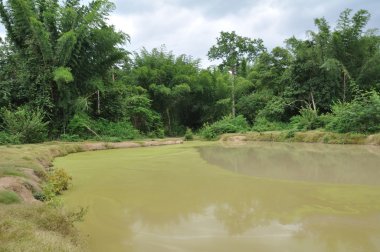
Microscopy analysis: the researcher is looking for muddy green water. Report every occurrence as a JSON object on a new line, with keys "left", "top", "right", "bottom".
{"left": 56, "top": 142, "right": 380, "bottom": 252}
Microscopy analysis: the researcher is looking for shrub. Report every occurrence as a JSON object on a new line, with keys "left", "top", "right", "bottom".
{"left": 236, "top": 92, "right": 271, "bottom": 123}
{"left": 59, "top": 134, "right": 82, "bottom": 142}
{"left": 1, "top": 106, "right": 48, "bottom": 143}
{"left": 252, "top": 117, "right": 289, "bottom": 132}
{"left": 0, "top": 131, "right": 20, "bottom": 145}
{"left": 93, "top": 119, "right": 141, "bottom": 140}
{"left": 257, "top": 96, "right": 287, "bottom": 122}
{"left": 48, "top": 168, "right": 72, "bottom": 194}
{"left": 68, "top": 114, "right": 140, "bottom": 140}
{"left": 199, "top": 115, "right": 249, "bottom": 140}
{"left": 35, "top": 168, "right": 72, "bottom": 202}
{"left": 290, "top": 108, "right": 324, "bottom": 131}
{"left": 327, "top": 91, "right": 380, "bottom": 133}
{"left": 184, "top": 128, "right": 194, "bottom": 140}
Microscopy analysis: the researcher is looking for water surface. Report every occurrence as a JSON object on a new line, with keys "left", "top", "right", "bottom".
{"left": 56, "top": 142, "right": 380, "bottom": 252}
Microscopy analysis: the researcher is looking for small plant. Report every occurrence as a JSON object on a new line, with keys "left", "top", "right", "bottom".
{"left": 252, "top": 117, "right": 289, "bottom": 132}
{"left": 59, "top": 134, "right": 82, "bottom": 142}
{"left": 184, "top": 128, "right": 194, "bottom": 140}
{"left": 327, "top": 91, "right": 380, "bottom": 133}
{"left": 1, "top": 106, "right": 48, "bottom": 143}
{"left": 48, "top": 168, "right": 72, "bottom": 194}
{"left": 0, "top": 131, "right": 21, "bottom": 145}
{"left": 199, "top": 115, "right": 249, "bottom": 140}
{"left": 290, "top": 108, "right": 323, "bottom": 131}
{"left": 35, "top": 168, "right": 72, "bottom": 202}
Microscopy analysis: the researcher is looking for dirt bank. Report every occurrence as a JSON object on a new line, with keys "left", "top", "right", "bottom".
{"left": 221, "top": 131, "right": 380, "bottom": 146}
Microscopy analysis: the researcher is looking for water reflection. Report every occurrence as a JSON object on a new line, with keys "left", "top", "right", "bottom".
{"left": 198, "top": 142, "right": 380, "bottom": 185}
{"left": 57, "top": 143, "right": 380, "bottom": 251}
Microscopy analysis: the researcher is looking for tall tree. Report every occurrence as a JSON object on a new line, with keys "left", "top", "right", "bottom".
{"left": 208, "top": 31, "right": 265, "bottom": 117}
{"left": 0, "top": 0, "right": 127, "bottom": 132}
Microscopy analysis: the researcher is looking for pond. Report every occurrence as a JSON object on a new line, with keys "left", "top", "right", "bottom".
{"left": 56, "top": 141, "right": 380, "bottom": 252}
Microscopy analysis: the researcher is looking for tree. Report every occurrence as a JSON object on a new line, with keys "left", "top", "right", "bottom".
{"left": 0, "top": 0, "right": 127, "bottom": 133}
{"left": 127, "top": 47, "right": 199, "bottom": 135}
{"left": 208, "top": 31, "right": 265, "bottom": 117}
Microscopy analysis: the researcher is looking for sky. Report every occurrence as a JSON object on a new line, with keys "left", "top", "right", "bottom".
{"left": 1, "top": 0, "right": 379, "bottom": 67}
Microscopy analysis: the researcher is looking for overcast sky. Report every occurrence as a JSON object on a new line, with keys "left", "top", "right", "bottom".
{"left": 1, "top": 0, "right": 379, "bottom": 67}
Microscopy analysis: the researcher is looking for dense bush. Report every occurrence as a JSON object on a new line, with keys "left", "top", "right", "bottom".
{"left": 184, "top": 128, "right": 194, "bottom": 140}
{"left": 67, "top": 114, "right": 141, "bottom": 140}
{"left": 0, "top": 131, "right": 20, "bottom": 145}
{"left": 199, "top": 115, "right": 249, "bottom": 140}
{"left": 1, "top": 107, "right": 48, "bottom": 143}
{"left": 236, "top": 92, "right": 271, "bottom": 123}
{"left": 252, "top": 117, "right": 289, "bottom": 132}
{"left": 326, "top": 91, "right": 380, "bottom": 133}
{"left": 257, "top": 96, "right": 287, "bottom": 122}
{"left": 93, "top": 119, "right": 141, "bottom": 140}
{"left": 290, "top": 108, "right": 324, "bottom": 131}
{"left": 34, "top": 168, "right": 72, "bottom": 202}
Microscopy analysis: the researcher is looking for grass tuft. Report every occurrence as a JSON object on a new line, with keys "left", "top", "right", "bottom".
{"left": 0, "top": 190, "right": 22, "bottom": 204}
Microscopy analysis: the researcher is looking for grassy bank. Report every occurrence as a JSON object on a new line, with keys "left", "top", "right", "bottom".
{"left": 220, "top": 130, "right": 380, "bottom": 145}
{"left": 0, "top": 139, "right": 183, "bottom": 251}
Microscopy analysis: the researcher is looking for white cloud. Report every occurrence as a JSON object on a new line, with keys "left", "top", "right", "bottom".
{"left": 108, "top": 0, "right": 380, "bottom": 67}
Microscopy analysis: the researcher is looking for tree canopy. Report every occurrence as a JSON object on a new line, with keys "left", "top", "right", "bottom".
{"left": 0, "top": 5, "right": 379, "bottom": 143}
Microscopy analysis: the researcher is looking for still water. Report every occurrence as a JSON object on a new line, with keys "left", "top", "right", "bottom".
{"left": 56, "top": 142, "right": 380, "bottom": 252}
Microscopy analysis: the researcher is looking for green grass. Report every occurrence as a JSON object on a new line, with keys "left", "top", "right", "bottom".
{"left": 0, "top": 191, "right": 21, "bottom": 204}
{"left": 0, "top": 204, "right": 84, "bottom": 252}
{"left": 0, "top": 166, "right": 25, "bottom": 177}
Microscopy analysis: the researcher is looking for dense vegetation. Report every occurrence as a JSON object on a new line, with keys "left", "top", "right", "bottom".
{"left": 0, "top": 1, "right": 379, "bottom": 143}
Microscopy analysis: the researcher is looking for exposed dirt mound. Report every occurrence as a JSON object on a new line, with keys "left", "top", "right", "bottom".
{"left": 0, "top": 177, "right": 39, "bottom": 203}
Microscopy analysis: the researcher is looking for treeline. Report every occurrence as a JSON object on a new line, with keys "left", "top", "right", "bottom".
{"left": 0, "top": 0, "right": 379, "bottom": 144}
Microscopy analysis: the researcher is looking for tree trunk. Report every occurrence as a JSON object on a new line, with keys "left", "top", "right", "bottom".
{"left": 310, "top": 91, "right": 317, "bottom": 112}
{"left": 231, "top": 67, "right": 236, "bottom": 118}
{"left": 343, "top": 72, "right": 346, "bottom": 102}
{"left": 166, "top": 108, "right": 171, "bottom": 135}
{"left": 97, "top": 90, "right": 100, "bottom": 115}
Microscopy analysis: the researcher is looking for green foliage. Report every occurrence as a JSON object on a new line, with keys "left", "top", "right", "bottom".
{"left": 0, "top": 131, "right": 20, "bottom": 145}
{"left": 199, "top": 115, "right": 249, "bottom": 140}
{"left": 59, "top": 134, "right": 82, "bottom": 142}
{"left": 93, "top": 119, "right": 141, "bottom": 140}
{"left": 208, "top": 31, "right": 265, "bottom": 70}
{"left": 0, "top": 0, "right": 127, "bottom": 132}
{"left": 327, "top": 91, "right": 380, "bottom": 133}
{"left": 184, "top": 128, "right": 194, "bottom": 141}
{"left": 256, "top": 96, "right": 287, "bottom": 122}
{"left": 0, "top": 6, "right": 379, "bottom": 138}
{"left": 0, "top": 190, "right": 21, "bottom": 204}
{"left": 290, "top": 108, "right": 324, "bottom": 131}
{"left": 125, "top": 94, "right": 163, "bottom": 134}
{"left": 67, "top": 113, "right": 94, "bottom": 137}
{"left": 1, "top": 106, "right": 48, "bottom": 143}
{"left": 236, "top": 91, "right": 272, "bottom": 123}
{"left": 67, "top": 114, "right": 140, "bottom": 140}
{"left": 252, "top": 117, "right": 289, "bottom": 132}
{"left": 48, "top": 168, "right": 72, "bottom": 195}
{"left": 35, "top": 168, "right": 72, "bottom": 202}
{"left": 53, "top": 67, "right": 74, "bottom": 84}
